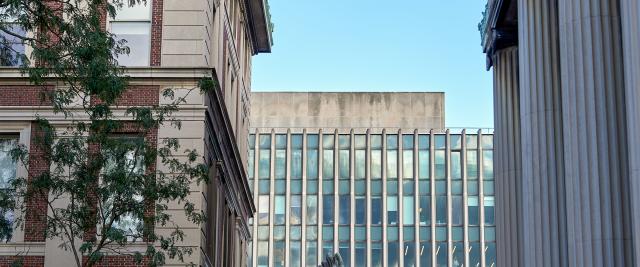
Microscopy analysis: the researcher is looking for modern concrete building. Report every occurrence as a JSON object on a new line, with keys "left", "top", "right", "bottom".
{"left": 482, "top": 0, "right": 640, "bottom": 266}
{"left": 0, "top": 0, "right": 271, "bottom": 266}
{"left": 247, "top": 92, "right": 496, "bottom": 267}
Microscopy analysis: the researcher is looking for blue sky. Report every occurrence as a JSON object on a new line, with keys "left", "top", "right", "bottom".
{"left": 251, "top": 0, "right": 494, "bottom": 128}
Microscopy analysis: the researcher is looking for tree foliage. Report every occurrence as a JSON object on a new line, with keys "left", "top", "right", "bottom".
{"left": 0, "top": 1, "right": 212, "bottom": 266}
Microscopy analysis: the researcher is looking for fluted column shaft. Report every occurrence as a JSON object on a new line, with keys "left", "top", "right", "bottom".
{"left": 621, "top": 0, "right": 640, "bottom": 260}
{"left": 517, "top": 1, "right": 567, "bottom": 266}
{"left": 492, "top": 47, "right": 523, "bottom": 267}
{"left": 558, "top": 0, "right": 633, "bottom": 266}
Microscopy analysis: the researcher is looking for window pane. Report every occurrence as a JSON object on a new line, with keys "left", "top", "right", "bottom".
{"left": 403, "top": 226, "right": 415, "bottom": 241}
{"left": 323, "top": 135, "right": 334, "bottom": 149}
{"left": 388, "top": 241, "right": 399, "bottom": 267}
{"left": 435, "top": 150, "right": 445, "bottom": 179}
{"left": 322, "top": 226, "right": 333, "bottom": 240}
{"left": 355, "top": 150, "right": 365, "bottom": 179}
{"left": 273, "top": 180, "right": 285, "bottom": 194}
{"left": 355, "top": 180, "right": 366, "bottom": 195}
{"left": 483, "top": 150, "right": 494, "bottom": 179}
{"left": 418, "top": 150, "right": 430, "bottom": 179}
{"left": 274, "top": 241, "right": 285, "bottom": 267}
{"left": 355, "top": 242, "right": 366, "bottom": 267}
{"left": 306, "top": 195, "right": 317, "bottom": 224}
{"left": 0, "top": 137, "right": 18, "bottom": 187}
{"left": 275, "top": 196, "right": 285, "bottom": 225}
{"left": 403, "top": 134, "right": 414, "bottom": 149}
{"left": 436, "top": 242, "right": 447, "bottom": 267}
{"left": 339, "top": 195, "right": 350, "bottom": 224}
{"left": 339, "top": 180, "right": 350, "bottom": 194}
{"left": 451, "top": 134, "right": 462, "bottom": 149}
{"left": 371, "top": 150, "right": 382, "bottom": 179}
{"left": 371, "top": 180, "right": 382, "bottom": 195}
{"left": 292, "top": 150, "right": 302, "bottom": 179}
{"left": 290, "top": 226, "right": 302, "bottom": 240}
{"left": 257, "top": 241, "right": 269, "bottom": 267}
{"left": 307, "top": 149, "right": 319, "bottom": 179}
{"left": 339, "top": 150, "right": 349, "bottom": 179}
{"left": 258, "top": 196, "right": 269, "bottom": 225}
{"left": 451, "top": 151, "right": 461, "bottom": 179}
{"left": 323, "top": 150, "right": 334, "bottom": 179}
{"left": 338, "top": 226, "right": 350, "bottom": 241}
{"left": 339, "top": 242, "right": 350, "bottom": 267}
{"left": 436, "top": 196, "right": 447, "bottom": 224}
{"left": 307, "top": 226, "right": 318, "bottom": 240}
{"left": 420, "top": 242, "right": 432, "bottom": 267}
{"left": 420, "top": 226, "right": 431, "bottom": 241}
{"left": 355, "top": 226, "right": 366, "bottom": 241}
{"left": 290, "top": 195, "right": 302, "bottom": 225}
{"left": 257, "top": 226, "right": 269, "bottom": 240}
{"left": 371, "top": 226, "right": 382, "bottom": 241}
{"left": 306, "top": 241, "right": 317, "bottom": 267}
{"left": 323, "top": 195, "right": 334, "bottom": 225}
{"left": 355, "top": 135, "right": 366, "bottom": 149}
{"left": 0, "top": 25, "right": 26, "bottom": 66}
{"left": 434, "top": 135, "right": 446, "bottom": 149}
{"left": 403, "top": 196, "right": 414, "bottom": 225}
{"left": 388, "top": 226, "right": 398, "bottom": 241}
{"left": 469, "top": 242, "right": 481, "bottom": 267}
{"left": 307, "top": 179, "right": 318, "bottom": 194}
{"left": 484, "top": 196, "right": 495, "bottom": 225}
{"left": 371, "top": 197, "right": 382, "bottom": 225}
{"left": 468, "top": 196, "right": 479, "bottom": 225}
{"left": 275, "top": 150, "right": 286, "bottom": 179}
{"left": 290, "top": 241, "right": 301, "bottom": 267}
{"left": 387, "top": 150, "right": 398, "bottom": 179}
{"left": 419, "top": 196, "right": 430, "bottom": 225}
{"left": 452, "top": 242, "right": 464, "bottom": 267}
{"left": 292, "top": 134, "right": 303, "bottom": 149}
{"left": 482, "top": 135, "right": 494, "bottom": 149}
{"left": 486, "top": 243, "right": 497, "bottom": 267}
{"left": 290, "top": 180, "right": 302, "bottom": 194}
{"left": 387, "top": 180, "right": 398, "bottom": 195}
{"left": 403, "top": 180, "right": 415, "bottom": 195}
{"left": 307, "top": 134, "right": 319, "bottom": 148}
{"left": 371, "top": 135, "right": 382, "bottom": 149}
{"left": 372, "top": 243, "right": 383, "bottom": 267}
{"left": 403, "top": 150, "right": 413, "bottom": 178}
{"left": 467, "top": 151, "right": 478, "bottom": 179}
{"left": 387, "top": 135, "right": 398, "bottom": 149}
{"left": 452, "top": 196, "right": 463, "bottom": 225}
{"left": 275, "top": 134, "right": 287, "bottom": 149}
{"left": 111, "top": 22, "right": 151, "bottom": 66}
{"left": 466, "top": 135, "right": 478, "bottom": 149}
{"left": 322, "top": 241, "right": 333, "bottom": 258}
{"left": 404, "top": 242, "right": 416, "bottom": 267}
{"left": 322, "top": 180, "right": 333, "bottom": 194}
{"left": 339, "top": 135, "right": 350, "bottom": 149}
{"left": 355, "top": 196, "right": 366, "bottom": 225}
{"left": 387, "top": 196, "right": 398, "bottom": 225}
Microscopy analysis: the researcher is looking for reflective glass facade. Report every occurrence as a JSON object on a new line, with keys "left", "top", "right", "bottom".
{"left": 248, "top": 130, "right": 495, "bottom": 267}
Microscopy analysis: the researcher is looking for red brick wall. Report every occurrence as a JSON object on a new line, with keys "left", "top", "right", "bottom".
{"left": 0, "top": 86, "right": 52, "bottom": 106}
{"left": 150, "top": 0, "right": 163, "bottom": 66}
{"left": 91, "top": 85, "right": 160, "bottom": 106}
{"left": 0, "top": 256, "right": 44, "bottom": 267}
{"left": 87, "top": 255, "right": 149, "bottom": 267}
{"left": 23, "top": 123, "right": 49, "bottom": 242}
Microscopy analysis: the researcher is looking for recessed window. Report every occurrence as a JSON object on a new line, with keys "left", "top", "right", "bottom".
{"left": 110, "top": 2, "right": 152, "bottom": 66}
{"left": 0, "top": 135, "right": 18, "bottom": 242}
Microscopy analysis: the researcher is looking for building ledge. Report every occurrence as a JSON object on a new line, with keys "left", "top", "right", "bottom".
{"left": 0, "top": 67, "right": 216, "bottom": 80}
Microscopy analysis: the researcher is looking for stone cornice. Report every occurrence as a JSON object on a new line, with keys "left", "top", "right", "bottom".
{"left": 0, "top": 67, "right": 215, "bottom": 80}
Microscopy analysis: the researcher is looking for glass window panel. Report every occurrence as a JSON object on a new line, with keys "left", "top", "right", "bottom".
{"left": 291, "top": 134, "right": 303, "bottom": 149}
{"left": 323, "top": 150, "right": 334, "bottom": 179}
{"left": 451, "top": 151, "right": 461, "bottom": 179}
{"left": 339, "top": 195, "right": 350, "bottom": 224}
{"left": 289, "top": 241, "right": 302, "bottom": 267}
{"left": 322, "top": 135, "right": 334, "bottom": 149}
{"left": 292, "top": 150, "right": 302, "bottom": 179}
{"left": 468, "top": 227, "right": 480, "bottom": 241}
{"left": 275, "top": 196, "right": 286, "bottom": 225}
{"left": 272, "top": 180, "right": 284, "bottom": 194}
{"left": 371, "top": 226, "right": 382, "bottom": 241}
{"left": 371, "top": 180, "right": 382, "bottom": 195}
{"left": 259, "top": 134, "right": 271, "bottom": 149}
{"left": 355, "top": 196, "right": 366, "bottom": 225}
{"left": 387, "top": 180, "right": 398, "bottom": 195}
{"left": 111, "top": 22, "right": 150, "bottom": 66}
{"left": 436, "top": 227, "right": 447, "bottom": 241}
{"left": 404, "top": 242, "right": 416, "bottom": 267}
{"left": 483, "top": 150, "right": 494, "bottom": 180}
{"left": 306, "top": 241, "right": 317, "bottom": 267}
{"left": 403, "top": 150, "right": 414, "bottom": 178}
{"left": 387, "top": 196, "right": 398, "bottom": 225}
{"left": 339, "top": 242, "right": 350, "bottom": 267}
{"left": 114, "top": 2, "right": 151, "bottom": 20}
{"left": 387, "top": 150, "right": 398, "bottom": 179}
{"left": 355, "top": 180, "right": 366, "bottom": 195}
{"left": 467, "top": 150, "right": 478, "bottom": 179}
{"left": 435, "top": 181, "right": 447, "bottom": 195}
{"left": 419, "top": 196, "right": 430, "bottom": 225}
{"left": 273, "top": 226, "right": 286, "bottom": 240}
{"left": 355, "top": 150, "right": 365, "bottom": 179}
{"left": 322, "top": 241, "right": 333, "bottom": 258}
{"left": 249, "top": 134, "right": 256, "bottom": 147}
{"left": 452, "top": 181, "right": 463, "bottom": 195}
{"left": 452, "top": 227, "right": 463, "bottom": 241}
{"left": 403, "top": 134, "right": 414, "bottom": 149}
{"left": 371, "top": 243, "right": 382, "bottom": 267}
{"left": 482, "top": 135, "right": 494, "bottom": 149}
{"left": 418, "top": 134, "right": 430, "bottom": 149}
{"left": 290, "top": 226, "right": 302, "bottom": 240}
{"left": 435, "top": 150, "right": 445, "bottom": 179}
{"left": 258, "top": 195, "right": 269, "bottom": 225}
{"left": 387, "top": 135, "right": 398, "bottom": 149}
{"left": 339, "top": 180, "right": 350, "bottom": 194}
{"left": 403, "top": 196, "right": 415, "bottom": 225}
{"left": 355, "top": 135, "right": 366, "bottom": 149}
{"left": 418, "top": 150, "right": 430, "bottom": 179}
{"left": 338, "top": 226, "right": 350, "bottom": 241}
{"left": 420, "top": 242, "right": 432, "bottom": 267}
{"left": 452, "top": 196, "right": 463, "bottom": 225}
{"left": 436, "top": 196, "right": 447, "bottom": 224}
{"left": 273, "top": 241, "right": 285, "bottom": 267}
{"left": 403, "top": 226, "right": 415, "bottom": 241}
{"left": 307, "top": 134, "right": 319, "bottom": 148}
{"left": 419, "top": 180, "right": 430, "bottom": 195}
{"left": 307, "top": 149, "right": 319, "bottom": 179}
{"left": 388, "top": 241, "right": 399, "bottom": 267}
{"left": 436, "top": 242, "right": 447, "bottom": 267}
{"left": 420, "top": 226, "right": 431, "bottom": 241}
{"left": 259, "top": 149, "right": 271, "bottom": 179}
{"left": 257, "top": 241, "right": 269, "bottom": 267}
{"left": 322, "top": 226, "right": 334, "bottom": 241}
{"left": 486, "top": 243, "right": 497, "bottom": 267}
{"left": 484, "top": 180, "right": 494, "bottom": 195}
{"left": 275, "top": 134, "right": 287, "bottom": 149}
{"left": 468, "top": 196, "right": 479, "bottom": 225}
{"left": 388, "top": 226, "right": 398, "bottom": 241}
{"left": 0, "top": 24, "right": 26, "bottom": 67}
{"left": 306, "top": 195, "right": 317, "bottom": 224}
{"left": 485, "top": 196, "right": 495, "bottom": 225}
{"left": 322, "top": 180, "right": 334, "bottom": 194}
{"left": 451, "top": 134, "right": 462, "bottom": 149}
{"left": 371, "top": 150, "right": 382, "bottom": 179}
{"left": 355, "top": 242, "right": 366, "bottom": 267}
{"left": 339, "top": 135, "right": 350, "bottom": 149}
{"left": 403, "top": 180, "right": 415, "bottom": 195}
{"left": 291, "top": 195, "right": 302, "bottom": 224}
{"left": 371, "top": 197, "right": 382, "bottom": 225}
{"left": 307, "top": 179, "right": 318, "bottom": 194}
{"left": 468, "top": 181, "right": 479, "bottom": 195}
{"left": 452, "top": 242, "right": 464, "bottom": 267}
{"left": 322, "top": 195, "right": 334, "bottom": 225}
{"left": 257, "top": 226, "right": 269, "bottom": 240}
{"left": 290, "top": 180, "right": 302, "bottom": 194}
{"left": 485, "top": 226, "right": 496, "bottom": 241}
{"left": 248, "top": 150, "right": 255, "bottom": 179}
{"left": 466, "top": 135, "right": 478, "bottom": 149}
{"left": 355, "top": 226, "right": 366, "bottom": 241}
{"left": 339, "top": 150, "right": 349, "bottom": 179}
{"left": 307, "top": 226, "right": 318, "bottom": 240}
{"left": 434, "top": 135, "right": 446, "bottom": 149}
{"left": 0, "top": 137, "right": 18, "bottom": 188}
{"left": 371, "top": 135, "right": 382, "bottom": 149}
{"left": 469, "top": 242, "right": 481, "bottom": 267}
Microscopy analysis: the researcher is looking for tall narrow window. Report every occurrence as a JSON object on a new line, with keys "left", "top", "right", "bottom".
{"left": 306, "top": 240, "right": 317, "bottom": 267}
{"left": 290, "top": 195, "right": 302, "bottom": 225}
{"left": 0, "top": 12, "right": 26, "bottom": 66}
{"left": 371, "top": 135, "right": 382, "bottom": 179}
{"left": 322, "top": 135, "right": 334, "bottom": 179}
{"left": 402, "top": 134, "right": 414, "bottom": 178}
{"left": 338, "top": 135, "right": 350, "bottom": 179}
{"left": 418, "top": 134, "right": 430, "bottom": 179}
{"left": 466, "top": 135, "right": 478, "bottom": 179}
{"left": 306, "top": 195, "right": 317, "bottom": 224}
{"left": 0, "top": 135, "right": 18, "bottom": 241}
{"left": 110, "top": 2, "right": 152, "bottom": 66}
{"left": 355, "top": 135, "right": 366, "bottom": 180}
{"left": 387, "top": 135, "right": 398, "bottom": 179}
{"left": 274, "top": 195, "right": 285, "bottom": 225}
{"left": 257, "top": 242, "right": 269, "bottom": 267}
{"left": 274, "top": 135, "right": 286, "bottom": 194}
{"left": 434, "top": 135, "right": 446, "bottom": 179}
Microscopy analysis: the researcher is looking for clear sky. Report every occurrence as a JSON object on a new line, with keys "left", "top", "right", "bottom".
{"left": 251, "top": 0, "right": 494, "bottom": 128}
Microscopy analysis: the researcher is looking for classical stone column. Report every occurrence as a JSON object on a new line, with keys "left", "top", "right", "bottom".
{"left": 558, "top": 0, "right": 633, "bottom": 266}
{"left": 620, "top": 0, "right": 640, "bottom": 260}
{"left": 491, "top": 46, "right": 523, "bottom": 267}
{"left": 517, "top": 1, "right": 567, "bottom": 266}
